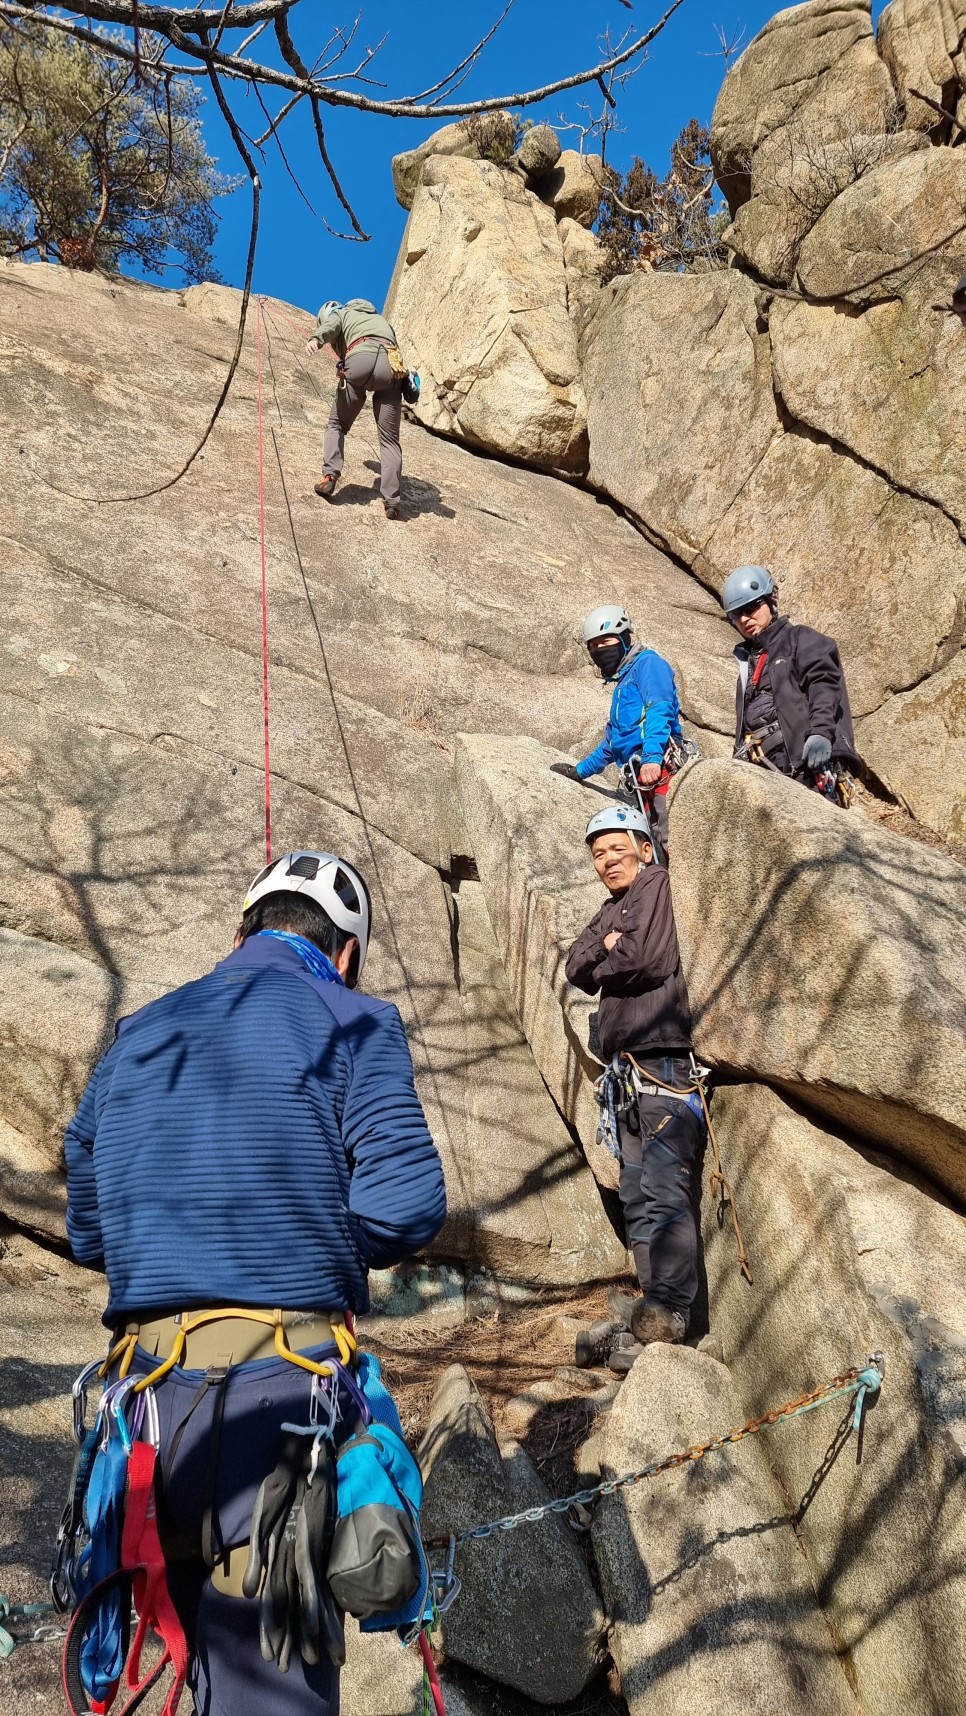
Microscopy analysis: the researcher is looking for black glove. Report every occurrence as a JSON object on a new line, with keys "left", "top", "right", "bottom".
{"left": 549, "top": 762, "right": 581, "bottom": 781}
{"left": 295, "top": 1443, "right": 344, "bottom": 1667}
{"left": 802, "top": 734, "right": 832, "bottom": 772}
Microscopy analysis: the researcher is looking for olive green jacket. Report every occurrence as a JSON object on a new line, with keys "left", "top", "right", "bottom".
{"left": 313, "top": 297, "right": 397, "bottom": 359}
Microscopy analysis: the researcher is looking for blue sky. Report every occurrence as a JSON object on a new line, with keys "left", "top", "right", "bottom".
{"left": 197, "top": 0, "right": 790, "bottom": 312}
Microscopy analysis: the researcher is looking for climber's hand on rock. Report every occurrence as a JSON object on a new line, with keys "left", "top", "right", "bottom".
{"left": 550, "top": 762, "right": 581, "bottom": 781}
{"left": 603, "top": 931, "right": 622, "bottom": 951}
{"left": 305, "top": 339, "right": 317, "bottom": 356}
{"left": 637, "top": 763, "right": 662, "bottom": 787}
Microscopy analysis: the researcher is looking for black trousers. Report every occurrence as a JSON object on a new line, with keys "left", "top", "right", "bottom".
{"left": 617, "top": 1058, "right": 705, "bottom": 1316}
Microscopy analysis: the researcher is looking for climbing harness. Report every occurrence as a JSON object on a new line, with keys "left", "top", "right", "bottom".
{"left": 427, "top": 1355, "right": 884, "bottom": 1556}
{"left": 619, "top": 736, "right": 701, "bottom": 865}
{"left": 593, "top": 1053, "right": 753, "bottom": 1285}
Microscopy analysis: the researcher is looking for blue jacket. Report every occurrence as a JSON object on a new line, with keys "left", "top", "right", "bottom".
{"left": 65, "top": 936, "right": 446, "bottom": 1325}
{"left": 576, "top": 646, "right": 683, "bottom": 779}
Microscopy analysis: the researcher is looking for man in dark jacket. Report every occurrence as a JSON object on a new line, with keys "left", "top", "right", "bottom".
{"left": 308, "top": 297, "right": 405, "bottom": 518}
{"left": 565, "top": 805, "right": 704, "bottom": 1371}
{"left": 721, "top": 565, "right": 858, "bottom": 795}
{"left": 65, "top": 849, "right": 446, "bottom": 1716}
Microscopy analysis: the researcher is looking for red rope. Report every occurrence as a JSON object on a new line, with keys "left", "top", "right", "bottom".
{"left": 255, "top": 302, "right": 272, "bottom": 864}
{"left": 417, "top": 1632, "right": 446, "bottom": 1716}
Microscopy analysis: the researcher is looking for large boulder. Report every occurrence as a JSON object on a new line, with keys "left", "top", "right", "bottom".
{"left": 877, "top": 0, "right": 966, "bottom": 135}
{"left": 711, "top": 0, "right": 895, "bottom": 212}
{"left": 668, "top": 759, "right": 966, "bottom": 1201}
{"left": 535, "top": 150, "right": 603, "bottom": 227}
{"left": 419, "top": 1366, "right": 605, "bottom": 1702}
{"left": 705, "top": 1083, "right": 966, "bottom": 1716}
{"left": 580, "top": 269, "right": 778, "bottom": 570}
{"left": 516, "top": 122, "right": 562, "bottom": 181}
{"left": 792, "top": 143, "right": 966, "bottom": 302}
{"left": 584, "top": 1344, "right": 858, "bottom": 1715}
{"left": 385, "top": 156, "right": 588, "bottom": 475}
{"left": 726, "top": 126, "right": 924, "bottom": 285}
{"left": 391, "top": 115, "right": 514, "bottom": 212}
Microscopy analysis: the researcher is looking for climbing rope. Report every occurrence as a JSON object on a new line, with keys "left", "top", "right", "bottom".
{"left": 255, "top": 302, "right": 273, "bottom": 864}
{"left": 427, "top": 1356, "right": 883, "bottom": 1550}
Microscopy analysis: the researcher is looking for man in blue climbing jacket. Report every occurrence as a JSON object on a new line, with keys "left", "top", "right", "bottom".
{"left": 65, "top": 850, "right": 446, "bottom": 1716}
{"left": 549, "top": 605, "right": 685, "bottom": 850}
{"left": 721, "top": 565, "right": 859, "bottom": 805}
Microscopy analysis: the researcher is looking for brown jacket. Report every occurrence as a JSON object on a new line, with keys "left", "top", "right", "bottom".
{"left": 565, "top": 867, "right": 693, "bottom": 1061}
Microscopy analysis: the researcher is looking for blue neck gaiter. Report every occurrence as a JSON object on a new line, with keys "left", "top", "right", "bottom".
{"left": 256, "top": 929, "right": 345, "bottom": 986}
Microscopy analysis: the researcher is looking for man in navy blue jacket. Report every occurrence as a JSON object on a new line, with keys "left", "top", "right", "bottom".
{"left": 550, "top": 605, "right": 685, "bottom": 851}
{"left": 65, "top": 849, "right": 446, "bottom": 1716}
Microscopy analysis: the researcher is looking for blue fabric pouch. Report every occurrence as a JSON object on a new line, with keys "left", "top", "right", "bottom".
{"left": 327, "top": 1354, "right": 431, "bottom": 1632}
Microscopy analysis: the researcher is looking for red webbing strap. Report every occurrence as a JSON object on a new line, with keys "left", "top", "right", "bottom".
{"left": 120, "top": 1442, "right": 189, "bottom": 1716}
{"left": 750, "top": 650, "right": 768, "bottom": 688}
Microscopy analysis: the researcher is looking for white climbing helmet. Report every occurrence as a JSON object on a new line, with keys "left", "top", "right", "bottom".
{"left": 243, "top": 850, "right": 371, "bottom": 978}
{"left": 582, "top": 605, "right": 633, "bottom": 645}
{"left": 585, "top": 805, "right": 653, "bottom": 846}
{"left": 320, "top": 299, "right": 342, "bottom": 320}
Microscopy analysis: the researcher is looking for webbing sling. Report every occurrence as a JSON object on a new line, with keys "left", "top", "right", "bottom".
{"left": 63, "top": 1442, "right": 189, "bottom": 1716}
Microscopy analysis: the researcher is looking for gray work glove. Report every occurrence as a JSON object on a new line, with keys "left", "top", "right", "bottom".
{"left": 550, "top": 762, "right": 581, "bottom": 781}
{"left": 802, "top": 735, "right": 832, "bottom": 771}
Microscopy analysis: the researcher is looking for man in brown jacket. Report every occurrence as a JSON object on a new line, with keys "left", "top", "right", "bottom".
{"left": 566, "top": 803, "right": 704, "bottom": 1370}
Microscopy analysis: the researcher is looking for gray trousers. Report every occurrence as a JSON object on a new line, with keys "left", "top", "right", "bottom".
{"left": 617, "top": 1057, "right": 704, "bottom": 1315}
{"left": 322, "top": 345, "right": 402, "bottom": 506}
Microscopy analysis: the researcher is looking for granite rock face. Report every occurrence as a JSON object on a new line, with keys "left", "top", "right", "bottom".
{"left": 704, "top": 1083, "right": 966, "bottom": 1716}
{"left": 668, "top": 758, "right": 966, "bottom": 1199}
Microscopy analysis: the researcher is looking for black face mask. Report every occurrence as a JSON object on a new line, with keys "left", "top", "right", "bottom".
{"left": 591, "top": 641, "right": 625, "bottom": 679}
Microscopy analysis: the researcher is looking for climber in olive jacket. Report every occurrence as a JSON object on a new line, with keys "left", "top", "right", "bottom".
{"left": 307, "top": 297, "right": 405, "bottom": 517}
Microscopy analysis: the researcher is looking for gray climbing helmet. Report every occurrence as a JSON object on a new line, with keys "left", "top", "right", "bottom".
{"left": 320, "top": 299, "right": 342, "bottom": 320}
{"left": 720, "top": 566, "right": 775, "bottom": 614}
{"left": 582, "top": 605, "right": 632, "bottom": 645}
{"left": 585, "top": 804, "right": 652, "bottom": 845}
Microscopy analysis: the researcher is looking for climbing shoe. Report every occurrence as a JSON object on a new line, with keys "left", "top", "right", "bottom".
{"left": 608, "top": 1333, "right": 646, "bottom": 1376}
{"left": 384, "top": 501, "right": 402, "bottom": 520}
{"left": 314, "top": 474, "right": 338, "bottom": 500}
{"left": 575, "top": 1318, "right": 624, "bottom": 1370}
{"left": 630, "top": 1300, "right": 687, "bottom": 1347}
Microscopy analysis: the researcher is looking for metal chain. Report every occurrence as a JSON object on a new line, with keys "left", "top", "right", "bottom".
{"left": 431, "top": 1358, "right": 884, "bottom": 1550}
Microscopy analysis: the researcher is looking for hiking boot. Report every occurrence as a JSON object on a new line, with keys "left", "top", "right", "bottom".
{"left": 575, "top": 1318, "right": 624, "bottom": 1370}
{"left": 384, "top": 501, "right": 402, "bottom": 520}
{"left": 608, "top": 1333, "right": 646, "bottom": 1375}
{"left": 314, "top": 474, "right": 338, "bottom": 500}
{"left": 607, "top": 1288, "right": 643, "bottom": 1326}
{"left": 630, "top": 1300, "right": 688, "bottom": 1347}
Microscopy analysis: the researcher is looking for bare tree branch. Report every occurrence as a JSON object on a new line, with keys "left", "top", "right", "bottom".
{"left": 0, "top": 0, "right": 686, "bottom": 118}
{"left": 402, "top": 1, "right": 516, "bottom": 105}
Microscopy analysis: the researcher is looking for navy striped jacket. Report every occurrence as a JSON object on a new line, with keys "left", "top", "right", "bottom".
{"left": 65, "top": 936, "right": 446, "bottom": 1325}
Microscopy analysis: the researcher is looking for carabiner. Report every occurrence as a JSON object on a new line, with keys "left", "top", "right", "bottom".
{"left": 71, "top": 1355, "right": 105, "bottom": 1445}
